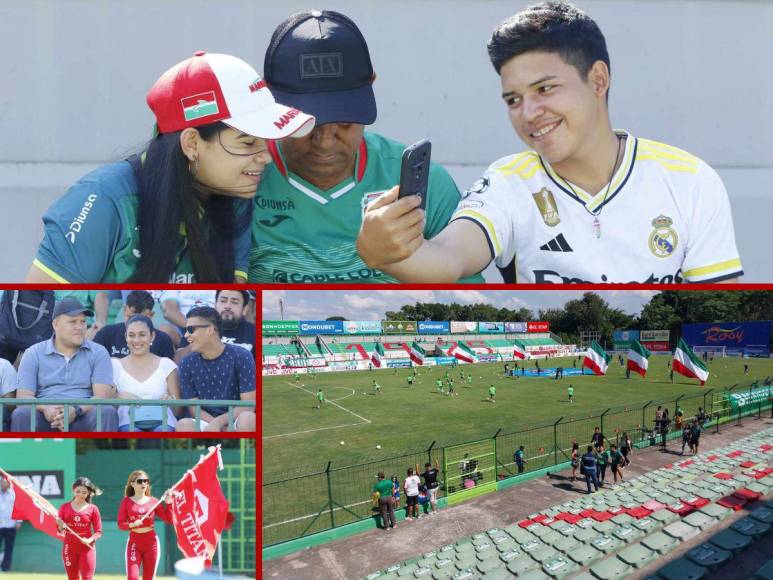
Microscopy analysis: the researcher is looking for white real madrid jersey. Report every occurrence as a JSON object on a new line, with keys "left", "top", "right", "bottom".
{"left": 453, "top": 132, "right": 743, "bottom": 284}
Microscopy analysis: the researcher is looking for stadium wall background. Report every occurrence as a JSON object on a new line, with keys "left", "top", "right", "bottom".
{"left": 0, "top": 0, "right": 771, "bottom": 281}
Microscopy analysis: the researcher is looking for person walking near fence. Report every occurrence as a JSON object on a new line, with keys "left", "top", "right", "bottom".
{"left": 372, "top": 472, "right": 396, "bottom": 531}
{"left": 595, "top": 445, "right": 609, "bottom": 486}
{"left": 620, "top": 432, "right": 632, "bottom": 467}
{"left": 571, "top": 442, "right": 580, "bottom": 481}
{"left": 419, "top": 461, "right": 440, "bottom": 515}
{"left": 514, "top": 446, "right": 526, "bottom": 474}
{"left": 590, "top": 426, "right": 605, "bottom": 451}
{"left": 609, "top": 444, "right": 624, "bottom": 483}
{"left": 580, "top": 446, "right": 599, "bottom": 494}
{"left": 660, "top": 408, "right": 670, "bottom": 451}
{"left": 681, "top": 422, "right": 691, "bottom": 455}
{"left": 689, "top": 419, "right": 702, "bottom": 455}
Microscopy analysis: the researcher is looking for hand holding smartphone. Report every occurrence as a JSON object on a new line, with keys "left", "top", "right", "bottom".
{"left": 398, "top": 139, "right": 431, "bottom": 210}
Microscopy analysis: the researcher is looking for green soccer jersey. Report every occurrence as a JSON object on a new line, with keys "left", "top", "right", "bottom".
{"left": 249, "top": 132, "right": 485, "bottom": 283}
{"left": 34, "top": 161, "right": 250, "bottom": 283}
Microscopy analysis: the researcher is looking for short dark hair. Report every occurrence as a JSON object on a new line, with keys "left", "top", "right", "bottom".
{"left": 187, "top": 306, "right": 223, "bottom": 336}
{"left": 487, "top": 2, "right": 609, "bottom": 80}
{"left": 215, "top": 289, "right": 250, "bottom": 307}
{"left": 126, "top": 314, "right": 155, "bottom": 333}
{"left": 126, "top": 290, "right": 155, "bottom": 313}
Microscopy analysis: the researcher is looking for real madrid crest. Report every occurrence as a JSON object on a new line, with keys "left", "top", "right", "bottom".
{"left": 648, "top": 215, "right": 678, "bottom": 258}
{"left": 531, "top": 187, "right": 560, "bottom": 227}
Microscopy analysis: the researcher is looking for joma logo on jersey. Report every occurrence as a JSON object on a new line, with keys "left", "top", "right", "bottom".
{"left": 300, "top": 53, "right": 344, "bottom": 78}
{"left": 274, "top": 108, "right": 302, "bottom": 130}
{"left": 66, "top": 194, "right": 98, "bottom": 244}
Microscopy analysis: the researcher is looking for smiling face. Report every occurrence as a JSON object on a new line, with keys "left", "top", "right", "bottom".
{"left": 281, "top": 123, "right": 364, "bottom": 190}
{"left": 193, "top": 127, "right": 272, "bottom": 198}
{"left": 125, "top": 320, "right": 154, "bottom": 356}
{"left": 184, "top": 316, "right": 217, "bottom": 353}
{"left": 499, "top": 51, "right": 610, "bottom": 172}
{"left": 72, "top": 485, "right": 91, "bottom": 503}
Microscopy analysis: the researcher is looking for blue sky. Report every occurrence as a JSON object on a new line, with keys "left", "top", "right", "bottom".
{"left": 262, "top": 290, "right": 658, "bottom": 321}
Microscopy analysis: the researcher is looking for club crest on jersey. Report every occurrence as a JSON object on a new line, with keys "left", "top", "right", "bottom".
{"left": 361, "top": 191, "right": 385, "bottom": 218}
{"left": 463, "top": 177, "right": 490, "bottom": 198}
{"left": 648, "top": 215, "right": 678, "bottom": 258}
{"left": 532, "top": 187, "right": 560, "bottom": 227}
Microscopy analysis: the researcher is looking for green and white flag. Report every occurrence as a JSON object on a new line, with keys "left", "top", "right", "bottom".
{"left": 583, "top": 341, "right": 610, "bottom": 375}
{"left": 627, "top": 340, "right": 651, "bottom": 377}
{"left": 673, "top": 338, "right": 709, "bottom": 385}
{"left": 409, "top": 341, "right": 425, "bottom": 365}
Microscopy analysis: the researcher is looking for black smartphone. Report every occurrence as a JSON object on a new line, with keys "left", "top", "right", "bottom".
{"left": 398, "top": 139, "right": 432, "bottom": 210}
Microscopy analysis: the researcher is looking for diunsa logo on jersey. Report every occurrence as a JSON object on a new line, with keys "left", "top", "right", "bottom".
{"left": 532, "top": 187, "right": 560, "bottom": 227}
{"left": 648, "top": 215, "right": 678, "bottom": 258}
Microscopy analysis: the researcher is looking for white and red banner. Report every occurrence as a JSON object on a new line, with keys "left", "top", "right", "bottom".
{"left": 673, "top": 338, "right": 710, "bottom": 385}
{"left": 627, "top": 340, "right": 651, "bottom": 377}
{"left": 527, "top": 321, "right": 550, "bottom": 333}
{"left": 165, "top": 446, "right": 233, "bottom": 567}
{"left": 583, "top": 341, "right": 610, "bottom": 375}
{"left": 513, "top": 343, "right": 527, "bottom": 359}
{"left": 370, "top": 343, "right": 385, "bottom": 368}
{"left": 0, "top": 467, "right": 65, "bottom": 541}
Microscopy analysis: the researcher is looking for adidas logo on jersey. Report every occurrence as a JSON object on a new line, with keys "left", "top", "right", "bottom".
{"left": 539, "top": 233, "right": 573, "bottom": 252}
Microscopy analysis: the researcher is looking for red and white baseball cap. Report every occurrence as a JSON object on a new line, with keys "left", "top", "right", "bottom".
{"left": 147, "top": 51, "right": 315, "bottom": 139}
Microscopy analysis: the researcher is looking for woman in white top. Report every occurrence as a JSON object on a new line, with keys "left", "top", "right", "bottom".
{"left": 112, "top": 315, "right": 180, "bottom": 432}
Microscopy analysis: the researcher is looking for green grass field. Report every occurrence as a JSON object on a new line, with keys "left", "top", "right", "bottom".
{"left": 262, "top": 355, "right": 773, "bottom": 546}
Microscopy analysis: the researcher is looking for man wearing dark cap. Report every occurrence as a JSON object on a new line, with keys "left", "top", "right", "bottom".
{"left": 11, "top": 298, "right": 117, "bottom": 432}
{"left": 248, "top": 9, "right": 482, "bottom": 284}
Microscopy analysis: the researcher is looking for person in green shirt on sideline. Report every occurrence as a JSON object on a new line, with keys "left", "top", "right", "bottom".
{"left": 407, "top": 374, "right": 414, "bottom": 387}
{"left": 488, "top": 385, "right": 496, "bottom": 403}
{"left": 568, "top": 385, "right": 574, "bottom": 403}
{"left": 448, "top": 379, "right": 457, "bottom": 397}
{"left": 595, "top": 445, "right": 609, "bottom": 486}
{"left": 372, "top": 472, "right": 396, "bottom": 530}
{"left": 249, "top": 10, "right": 485, "bottom": 284}
{"left": 373, "top": 380, "right": 382, "bottom": 394}
{"left": 315, "top": 388, "right": 325, "bottom": 409}
{"left": 609, "top": 444, "right": 624, "bottom": 483}
{"left": 467, "top": 373, "right": 473, "bottom": 386}
{"left": 294, "top": 372, "right": 300, "bottom": 383}
{"left": 436, "top": 378, "right": 444, "bottom": 394}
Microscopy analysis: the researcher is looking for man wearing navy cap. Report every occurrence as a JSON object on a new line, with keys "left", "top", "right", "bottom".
{"left": 11, "top": 298, "right": 117, "bottom": 432}
{"left": 248, "top": 10, "right": 483, "bottom": 284}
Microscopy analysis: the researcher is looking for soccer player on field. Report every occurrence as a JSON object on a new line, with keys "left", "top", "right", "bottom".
{"left": 357, "top": 2, "right": 742, "bottom": 284}
{"left": 373, "top": 380, "right": 382, "bottom": 394}
{"left": 448, "top": 379, "right": 457, "bottom": 397}
{"left": 568, "top": 384, "right": 574, "bottom": 403}
{"left": 488, "top": 385, "right": 496, "bottom": 403}
{"left": 315, "top": 388, "right": 326, "bottom": 408}
{"left": 436, "top": 378, "right": 444, "bottom": 394}
{"left": 407, "top": 375, "right": 414, "bottom": 387}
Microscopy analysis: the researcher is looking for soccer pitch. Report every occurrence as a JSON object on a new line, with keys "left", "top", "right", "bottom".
{"left": 263, "top": 355, "right": 773, "bottom": 476}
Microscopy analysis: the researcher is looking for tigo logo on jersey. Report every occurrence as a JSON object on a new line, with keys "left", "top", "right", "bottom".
{"left": 181, "top": 92, "right": 220, "bottom": 122}
{"left": 532, "top": 187, "right": 560, "bottom": 227}
{"left": 648, "top": 215, "right": 678, "bottom": 258}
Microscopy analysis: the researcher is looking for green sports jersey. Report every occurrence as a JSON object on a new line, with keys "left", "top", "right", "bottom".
{"left": 249, "top": 132, "right": 485, "bottom": 283}
{"left": 34, "top": 161, "right": 250, "bottom": 283}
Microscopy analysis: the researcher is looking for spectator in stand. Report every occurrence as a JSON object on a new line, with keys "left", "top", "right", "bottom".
{"left": 111, "top": 315, "right": 180, "bottom": 432}
{"left": 373, "top": 472, "right": 396, "bottom": 531}
{"left": 681, "top": 422, "right": 691, "bottom": 455}
{"left": 590, "top": 426, "right": 605, "bottom": 451}
{"left": 391, "top": 475, "right": 401, "bottom": 511}
{"left": 620, "top": 432, "right": 632, "bottom": 467}
{"left": 157, "top": 291, "right": 216, "bottom": 348}
{"left": 419, "top": 461, "right": 440, "bottom": 515}
{"left": 403, "top": 468, "right": 422, "bottom": 521}
{"left": 0, "top": 476, "right": 21, "bottom": 572}
{"left": 0, "top": 359, "right": 17, "bottom": 432}
{"left": 53, "top": 291, "right": 109, "bottom": 341}
{"left": 570, "top": 441, "right": 580, "bottom": 481}
{"left": 689, "top": 419, "right": 702, "bottom": 454}
{"left": 595, "top": 444, "right": 609, "bottom": 486}
{"left": 660, "top": 408, "right": 670, "bottom": 450}
{"left": 176, "top": 307, "right": 255, "bottom": 432}
{"left": 12, "top": 299, "right": 117, "bottom": 432}
{"left": 674, "top": 405, "right": 684, "bottom": 430}
{"left": 580, "top": 445, "right": 599, "bottom": 494}
{"left": 174, "top": 290, "right": 255, "bottom": 364}
{"left": 514, "top": 445, "right": 526, "bottom": 474}
{"left": 609, "top": 444, "right": 624, "bottom": 483}
{"left": 654, "top": 405, "right": 663, "bottom": 431}
{"left": 94, "top": 291, "right": 174, "bottom": 360}
{"left": 696, "top": 407, "right": 708, "bottom": 426}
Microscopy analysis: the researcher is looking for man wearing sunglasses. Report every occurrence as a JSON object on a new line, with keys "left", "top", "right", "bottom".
{"left": 175, "top": 307, "right": 255, "bottom": 432}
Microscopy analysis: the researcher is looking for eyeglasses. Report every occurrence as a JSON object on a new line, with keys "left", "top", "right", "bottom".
{"left": 134, "top": 479, "right": 150, "bottom": 485}
{"left": 218, "top": 131, "right": 268, "bottom": 157}
{"left": 184, "top": 324, "right": 211, "bottom": 335}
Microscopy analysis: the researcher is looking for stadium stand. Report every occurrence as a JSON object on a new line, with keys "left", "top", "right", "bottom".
{"left": 365, "top": 427, "right": 773, "bottom": 579}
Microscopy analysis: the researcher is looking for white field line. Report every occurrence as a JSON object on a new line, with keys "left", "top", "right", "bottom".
{"left": 283, "top": 381, "right": 372, "bottom": 423}
{"left": 263, "top": 422, "right": 367, "bottom": 439}
{"left": 263, "top": 498, "right": 373, "bottom": 529}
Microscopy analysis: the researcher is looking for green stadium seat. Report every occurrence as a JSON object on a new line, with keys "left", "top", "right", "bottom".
{"left": 542, "top": 555, "right": 579, "bottom": 578}
{"left": 685, "top": 543, "right": 732, "bottom": 569}
{"left": 517, "top": 567, "right": 552, "bottom": 580}
{"left": 588, "top": 555, "right": 633, "bottom": 579}
{"left": 589, "top": 534, "right": 623, "bottom": 554}
{"left": 655, "top": 557, "right": 708, "bottom": 579}
{"left": 650, "top": 509, "right": 679, "bottom": 526}
{"left": 618, "top": 543, "right": 658, "bottom": 568}
{"left": 641, "top": 531, "right": 680, "bottom": 554}
{"left": 574, "top": 526, "right": 600, "bottom": 543}
{"left": 530, "top": 545, "right": 561, "bottom": 564}
{"left": 662, "top": 521, "right": 700, "bottom": 542}
{"left": 730, "top": 516, "right": 771, "bottom": 538}
{"left": 681, "top": 511, "right": 717, "bottom": 531}
{"left": 475, "top": 558, "right": 503, "bottom": 574}
{"left": 708, "top": 528, "right": 752, "bottom": 554}
{"left": 697, "top": 502, "right": 732, "bottom": 521}
{"left": 750, "top": 505, "right": 773, "bottom": 524}
{"left": 612, "top": 524, "right": 645, "bottom": 543}
{"left": 505, "top": 553, "right": 540, "bottom": 575}
{"left": 567, "top": 544, "right": 604, "bottom": 567}
{"left": 754, "top": 559, "right": 773, "bottom": 580}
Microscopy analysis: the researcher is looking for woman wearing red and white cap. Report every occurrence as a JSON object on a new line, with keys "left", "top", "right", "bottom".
{"left": 25, "top": 52, "right": 314, "bottom": 284}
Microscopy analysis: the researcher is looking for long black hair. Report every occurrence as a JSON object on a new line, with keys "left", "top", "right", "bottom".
{"left": 131, "top": 122, "right": 251, "bottom": 283}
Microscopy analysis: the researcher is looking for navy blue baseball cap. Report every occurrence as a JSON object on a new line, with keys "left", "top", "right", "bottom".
{"left": 264, "top": 10, "right": 377, "bottom": 126}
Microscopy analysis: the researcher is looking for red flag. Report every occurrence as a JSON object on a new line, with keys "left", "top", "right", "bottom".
{"left": 167, "top": 447, "right": 232, "bottom": 567}
{"left": 0, "top": 468, "right": 65, "bottom": 541}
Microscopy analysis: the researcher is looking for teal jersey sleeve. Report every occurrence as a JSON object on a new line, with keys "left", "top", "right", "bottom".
{"left": 233, "top": 203, "right": 252, "bottom": 279}
{"left": 35, "top": 167, "right": 131, "bottom": 283}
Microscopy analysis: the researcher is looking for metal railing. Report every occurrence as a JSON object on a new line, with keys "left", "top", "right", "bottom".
{"left": 262, "top": 383, "right": 772, "bottom": 547}
{"left": 0, "top": 398, "right": 255, "bottom": 432}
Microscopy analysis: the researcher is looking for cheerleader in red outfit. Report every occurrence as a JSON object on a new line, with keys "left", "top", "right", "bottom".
{"left": 117, "top": 470, "right": 173, "bottom": 580}
{"left": 57, "top": 477, "right": 103, "bottom": 580}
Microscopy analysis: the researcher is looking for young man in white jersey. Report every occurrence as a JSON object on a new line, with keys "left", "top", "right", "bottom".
{"left": 356, "top": 2, "right": 743, "bottom": 284}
